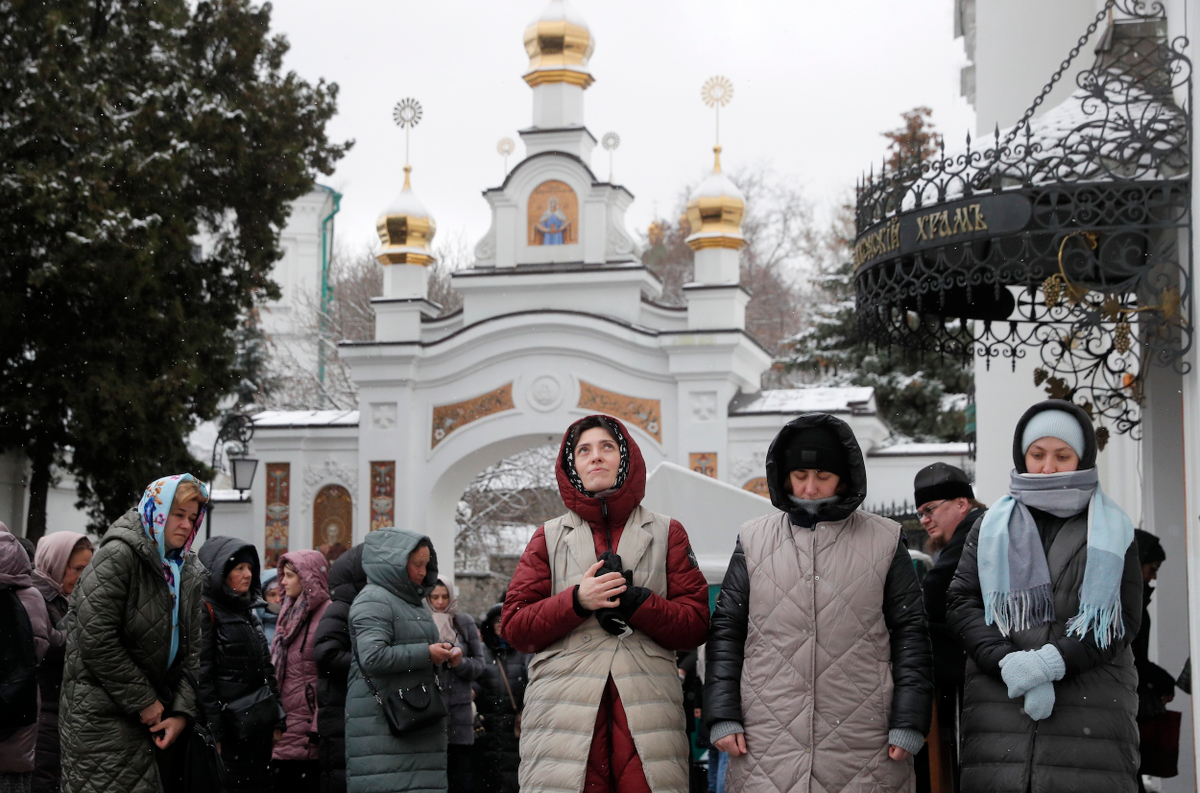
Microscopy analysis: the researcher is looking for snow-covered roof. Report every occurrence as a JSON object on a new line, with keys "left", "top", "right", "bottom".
{"left": 384, "top": 184, "right": 433, "bottom": 219}
{"left": 730, "top": 387, "right": 876, "bottom": 416}
{"left": 869, "top": 442, "right": 972, "bottom": 457}
{"left": 252, "top": 410, "right": 359, "bottom": 428}
{"left": 531, "top": 0, "right": 588, "bottom": 27}
{"left": 690, "top": 167, "right": 745, "bottom": 202}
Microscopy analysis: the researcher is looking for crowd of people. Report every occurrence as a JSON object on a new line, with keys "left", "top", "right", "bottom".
{"left": 0, "top": 400, "right": 1177, "bottom": 793}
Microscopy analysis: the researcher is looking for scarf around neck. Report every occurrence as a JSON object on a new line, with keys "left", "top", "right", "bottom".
{"left": 427, "top": 580, "right": 460, "bottom": 645}
{"left": 138, "top": 474, "right": 206, "bottom": 667}
{"left": 979, "top": 468, "right": 1133, "bottom": 648}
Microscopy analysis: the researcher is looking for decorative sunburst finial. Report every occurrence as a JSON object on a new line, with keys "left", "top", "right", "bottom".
{"left": 602, "top": 131, "right": 621, "bottom": 182}
{"left": 393, "top": 98, "right": 423, "bottom": 169}
{"left": 701, "top": 76, "right": 733, "bottom": 149}
{"left": 497, "top": 137, "right": 515, "bottom": 177}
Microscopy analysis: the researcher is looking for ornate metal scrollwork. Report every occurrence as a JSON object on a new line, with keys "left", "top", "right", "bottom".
{"left": 853, "top": 0, "right": 1191, "bottom": 439}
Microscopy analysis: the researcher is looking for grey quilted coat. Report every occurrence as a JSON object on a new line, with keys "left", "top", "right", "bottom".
{"left": 345, "top": 527, "right": 445, "bottom": 793}
{"left": 59, "top": 510, "right": 202, "bottom": 793}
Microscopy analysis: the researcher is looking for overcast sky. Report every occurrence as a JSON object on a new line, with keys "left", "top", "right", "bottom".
{"left": 267, "top": 0, "right": 977, "bottom": 259}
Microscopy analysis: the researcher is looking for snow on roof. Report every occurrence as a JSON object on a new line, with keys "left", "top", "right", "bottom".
{"left": 531, "top": 0, "right": 588, "bottom": 28}
{"left": 252, "top": 410, "right": 359, "bottom": 428}
{"left": 870, "top": 442, "right": 972, "bottom": 457}
{"left": 384, "top": 184, "right": 432, "bottom": 219}
{"left": 730, "top": 387, "right": 876, "bottom": 416}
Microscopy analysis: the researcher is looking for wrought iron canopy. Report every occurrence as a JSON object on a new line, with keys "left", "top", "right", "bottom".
{"left": 853, "top": 3, "right": 1191, "bottom": 439}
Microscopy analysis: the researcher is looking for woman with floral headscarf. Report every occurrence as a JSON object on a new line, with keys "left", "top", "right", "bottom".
{"left": 59, "top": 474, "right": 208, "bottom": 793}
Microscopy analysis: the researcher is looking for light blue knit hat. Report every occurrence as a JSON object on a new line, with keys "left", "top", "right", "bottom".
{"left": 1021, "top": 409, "right": 1086, "bottom": 457}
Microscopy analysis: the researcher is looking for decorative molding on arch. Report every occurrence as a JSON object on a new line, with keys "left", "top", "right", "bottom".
{"left": 577, "top": 381, "right": 661, "bottom": 443}
{"left": 742, "top": 477, "right": 770, "bottom": 499}
{"left": 303, "top": 458, "right": 358, "bottom": 506}
{"left": 431, "top": 383, "right": 516, "bottom": 448}
{"left": 730, "top": 452, "right": 766, "bottom": 484}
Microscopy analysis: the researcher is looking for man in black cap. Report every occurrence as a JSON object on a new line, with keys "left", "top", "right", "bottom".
{"left": 913, "top": 462, "right": 985, "bottom": 793}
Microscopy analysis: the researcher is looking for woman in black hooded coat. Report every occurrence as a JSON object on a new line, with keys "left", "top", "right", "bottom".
{"left": 198, "top": 536, "right": 285, "bottom": 793}
{"left": 473, "top": 603, "right": 529, "bottom": 793}
{"left": 312, "top": 542, "right": 366, "bottom": 793}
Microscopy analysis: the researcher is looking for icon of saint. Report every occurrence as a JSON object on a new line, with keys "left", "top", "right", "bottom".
{"left": 536, "top": 197, "right": 570, "bottom": 245}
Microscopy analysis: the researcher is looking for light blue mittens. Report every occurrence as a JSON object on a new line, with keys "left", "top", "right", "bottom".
{"left": 999, "top": 645, "right": 1065, "bottom": 721}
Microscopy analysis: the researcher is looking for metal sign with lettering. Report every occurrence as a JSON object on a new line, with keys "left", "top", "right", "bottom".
{"left": 855, "top": 192, "right": 1032, "bottom": 270}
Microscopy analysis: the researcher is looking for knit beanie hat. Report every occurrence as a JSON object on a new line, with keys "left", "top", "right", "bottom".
{"left": 783, "top": 425, "right": 850, "bottom": 480}
{"left": 1021, "top": 409, "right": 1086, "bottom": 458}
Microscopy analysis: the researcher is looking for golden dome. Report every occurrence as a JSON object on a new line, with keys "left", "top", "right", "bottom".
{"left": 523, "top": 0, "right": 595, "bottom": 89}
{"left": 376, "top": 166, "right": 437, "bottom": 266}
{"left": 685, "top": 146, "right": 746, "bottom": 251}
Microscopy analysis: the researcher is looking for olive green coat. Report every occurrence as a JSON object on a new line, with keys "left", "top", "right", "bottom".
{"left": 345, "top": 527, "right": 445, "bottom": 793}
{"left": 60, "top": 510, "right": 203, "bottom": 793}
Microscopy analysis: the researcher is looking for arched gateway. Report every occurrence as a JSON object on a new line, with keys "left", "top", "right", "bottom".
{"left": 245, "top": 0, "right": 969, "bottom": 579}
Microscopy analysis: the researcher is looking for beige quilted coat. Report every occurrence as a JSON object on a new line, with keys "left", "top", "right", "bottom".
{"left": 729, "top": 510, "right": 914, "bottom": 793}
{"left": 519, "top": 506, "right": 689, "bottom": 793}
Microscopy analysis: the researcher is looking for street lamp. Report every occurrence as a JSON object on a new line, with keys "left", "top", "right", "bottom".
{"left": 206, "top": 412, "right": 257, "bottom": 540}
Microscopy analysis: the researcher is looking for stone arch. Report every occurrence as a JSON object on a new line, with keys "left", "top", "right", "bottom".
{"left": 313, "top": 484, "right": 353, "bottom": 563}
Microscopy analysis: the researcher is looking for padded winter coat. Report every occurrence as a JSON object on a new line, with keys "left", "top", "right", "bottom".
{"left": 945, "top": 399, "right": 1141, "bottom": 793}
{"left": 314, "top": 542, "right": 366, "bottom": 793}
{"left": 32, "top": 573, "right": 69, "bottom": 792}
{"left": 272, "top": 549, "right": 331, "bottom": 763}
{"left": 922, "top": 507, "right": 984, "bottom": 690}
{"left": 0, "top": 530, "right": 51, "bottom": 774}
{"left": 345, "top": 528, "right": 445, "bottom": 793}
{"left": 503, "top": 415, "right": 710, "bottom": 793}
{"left": 475, "top": 606, "right": 529, "bottom": 793}
{"left": 59, "top": 510, "right": 202, "bottom": 793}
{"left": 704, "top": 413, "right": 933, "bottom": 793}
{"left": 439, "top": 610, "right": 485, "bottom": 746}
{"left": 198, "top": 536, "right": 283, "bottom": 793}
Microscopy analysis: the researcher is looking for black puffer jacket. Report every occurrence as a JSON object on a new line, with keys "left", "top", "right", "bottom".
{"left": 704, "top": 413, "right": 932, "bottom": 791}
{"left": 474, "top": 604, "right": 529, "bottom": 793}
{"left": 198, "top": 536, "right": 283, "bottom": 793}
{"left": 946, "top": 400, "right": 1142, "bottom": 793}
{"left": 313, "top": 543, "right": 365, "bottom": 793}
{"left": 922, "top": 507, "right": 985, "bottom": 689}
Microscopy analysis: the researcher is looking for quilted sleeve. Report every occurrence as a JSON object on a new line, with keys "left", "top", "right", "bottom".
{"left": 703, "top": 538, "right": 749, "bottom": 729}
{"left": 501, "top": 526, "right": 588, "bottom": 654}
{"left": 314, "top": 599, "right": 352, "bottom": 682}
{"left": 946, "top": 521, "right": 1019, "bottom": 677}
{"left": 72, "top": 542, "right": 159, "bottom": 715}
{"left": 882, "top": 536, "right": 933, "bottom": 736}
{"left": 1049, "top": 538, "right": 1142, "bottom": 678}
{"left": 628, "top": 519, "right": 709, "bottom": 650}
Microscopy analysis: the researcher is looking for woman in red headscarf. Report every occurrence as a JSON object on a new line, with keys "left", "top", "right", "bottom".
{"left": 503, "top": 415, "right": 709, "bottom": 793}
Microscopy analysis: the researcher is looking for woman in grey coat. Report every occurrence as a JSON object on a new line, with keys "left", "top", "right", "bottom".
{"left": 345, "top": 528, "right": 457, "bottom": 793}
{"left": 947, "top": 400, "right": 1142, "bottom": 793}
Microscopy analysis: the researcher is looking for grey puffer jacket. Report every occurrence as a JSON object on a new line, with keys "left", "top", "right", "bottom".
{"left": 59, "top": 510, "right": 202, "bottom": 793}
{"left": 946, "top": 399, "right": 1142, "bottom": 793}
{"left": 345, "top": 528, "right": 445, "bottom": 793}
{"left": 704, "top": 413, "right": 933, "bottom": 793}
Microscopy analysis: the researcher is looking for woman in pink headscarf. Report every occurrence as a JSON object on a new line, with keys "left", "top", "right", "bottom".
{"left": 31, "top": 530, "right": 93, "bottom": 793}
{"left": 270, "top": 549, "right": 331, "bottom": 793}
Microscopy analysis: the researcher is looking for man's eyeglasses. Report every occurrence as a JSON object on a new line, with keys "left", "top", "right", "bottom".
{"left": 916, "top": 500, "right": 948, "bottom": 520}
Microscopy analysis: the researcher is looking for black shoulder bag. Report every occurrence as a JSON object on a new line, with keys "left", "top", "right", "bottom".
{"left": 180, "top": 670, "right": 229, "bottom": 792}
{"left": 351, "top": 632, "right": 448, "bottom": 737}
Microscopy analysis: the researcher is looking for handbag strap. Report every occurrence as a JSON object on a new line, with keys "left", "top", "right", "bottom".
{"left": 496, "top": 655, "right": 519, "bottom": 712}
{"left": 350, "top": 632, "right": 387, "bottom": 706}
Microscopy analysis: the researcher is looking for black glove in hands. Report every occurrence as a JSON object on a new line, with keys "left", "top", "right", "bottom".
{"left": 615, "top": 570, "right": 651, "bottom": 618}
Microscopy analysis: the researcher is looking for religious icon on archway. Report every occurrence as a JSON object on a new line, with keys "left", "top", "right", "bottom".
{"left": 528, "top": 180, "right": 578, "bottom": 245}
{"left": 313, "top": 484, "right": 353, "bottom": 562}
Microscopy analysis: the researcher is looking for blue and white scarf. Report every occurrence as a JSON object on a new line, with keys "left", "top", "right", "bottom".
{"left": 979, "top": 468, "right": 1133, "bottom": 648}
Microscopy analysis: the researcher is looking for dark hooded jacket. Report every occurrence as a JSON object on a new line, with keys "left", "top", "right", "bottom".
{"left": 923, "top": 506, "right": 986, "bottom": 689}
{"left": 474, "top": 603, "right": 530, "bottom": 793}
{"left": 197, "top": 536, "right": 282, "bottom": 792}
{"left": 946, "top": 399, "right": 1142, "bottom": 793}
{"left": 703, "top": 413, "right": 933, "bottom": 793}
{"left": 345, "top": 528, "right": 445, "bottom": 793}
{"left": 313, "top": 542, "right": 366, "bottom": 793}
{"left": 0, "top": 530, "right": 51, "bottom": 774}
{"left": 59, "top": 509, "right": 203, "bottom": 793}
